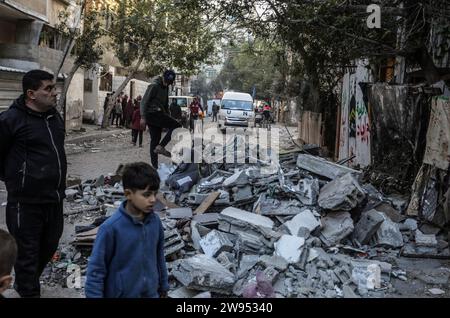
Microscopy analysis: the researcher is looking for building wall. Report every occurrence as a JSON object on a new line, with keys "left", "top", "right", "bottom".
{"left": 0, "top": 20, "right": 16, "bottom": 43}
{"left": 66, "top": 70, "right": 84, "bottom": 130}
{"left": 339, "top": 59, "right": 372, "bottom": 168}
{"left": 3, "top": 0, "right": 47, "bottom": 20}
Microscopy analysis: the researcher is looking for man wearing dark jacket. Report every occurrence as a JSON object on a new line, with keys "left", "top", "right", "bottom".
{"left": 140, "top": 70, "right": 181, "bottom": 168}
{"left": 0, "top": 69, "right": 67, "bottom": 298}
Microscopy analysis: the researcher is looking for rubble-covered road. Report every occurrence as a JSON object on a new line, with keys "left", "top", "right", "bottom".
{"left": 1, "top": 121, "right": 449, "bottom": 298}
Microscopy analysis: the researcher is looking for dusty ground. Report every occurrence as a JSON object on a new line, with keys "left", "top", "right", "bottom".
{"left": 1, "top": 118, "right": 449, "bottom": 298}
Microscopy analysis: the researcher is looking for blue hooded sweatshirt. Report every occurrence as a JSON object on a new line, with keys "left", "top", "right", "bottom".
{"left": 85, "top": 201, "right": 169, "bottom": 298}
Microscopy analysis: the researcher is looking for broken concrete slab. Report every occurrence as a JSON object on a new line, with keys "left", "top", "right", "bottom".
{"left": 401, "top": 243, "right": 450, "bottom": 259}
{"left": 274, "top": 235, "right": 305, "bottom": 263}
{"left": 232, "top": 185, "right": 253, "bottom": 202}
{"left": 400, "top": 218, "right": 418, "bottom": 231}
{"left": 353, "top": 209, "right": 385, "bottom": 245}
{"left": 343, "top": 285, "right": 360, "bottom": 298}
{"left": 284, "top": 209, "right": 321, "bottom": 238}
{"left": 294, "top": 178, "right": 320, "bottom": 205}
{"left": 223, "top": 170, "right": 249, "bottom": 188}
{"left": 318, "top": 173, "right": 365, "bottom": 211}
{"left": 352, "top": 263, "right": 381, "bottom": 290}
{"left": 235, "top": 230, "right": 273, "bottom": 255}
{"left": 350, "top": 259, "right": 392, "bottom": 274}
{"left": 428, "top": 288, "right": 445, "bottom": 296}
{"left": 373, "top": 216, "right": 404, "bottom": 248}
{"left": 199, "top": 230, "right": 234, "bottom": 258}
{"left": 218, "top": 207, "right": 274, "bottom": 233}
{"left": 192, "top": 213, "right": 219, "bottom": 226}
{"left": 374, "top": 202, "right": 407, "bottom": 223}
{"left": 258, "top": 255, "right": 288, "bottom": 271}
{"left": 319, "top": 212, "right": 354, "bottom": 246}
{"left": 172, "top": 254, "right": 235, "bottom": 294}
{"left": 164, "top": 229, "right": 185, "bottom": 256}
{"left": 168, "top": 286, "right": 198, "bottom": 298}
{"left": 415, "top": 230, "right": 438, "bottom": 247}
{"left": 167, "top": 207, "right": 193, "bottom": 219}
{"left": 296, "top": 153, "right": 361, "bottom": 180}
{"left": 190, "top": 221, "right": 202, "bottom": 250}
{"left": 237, "top": 255, "right": 259, "bottom": 279}
{"left": 216, "top": 251, "right": 236, "bottom": 272}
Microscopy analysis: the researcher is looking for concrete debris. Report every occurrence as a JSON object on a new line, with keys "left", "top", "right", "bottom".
{"left": 400, "top": 218, "right": 418, "bottom": 231}
{"left": 167, "top": 207, "right": 193, "bottom": 219}
{"left": 296, "top": 153, "right": 361, "bottom": 180}
{"left": 320, "top": 212, "right": 354, "bottom": 246}
{"left": 352, "top": 263, "right": 381, "bottom": 290}
{"left": 415, "top": 230, "right": 438, "bottom": 247}
{"left": 373, "top": 215, "right": 404, "bottom": 248}
{"left": 401, "top": 243, "right": 450, "bottom": 259}
{"left": 218, "top": 207, "right": 274, "bottom": 233}
{"left": 258, "top": 255, "right": 288, "bottom": 271}
{"left": 199, "top": 230, "right": 234, "bottom": 258}
{"left": 284, "top": 209, "right": 321, "bottom": 238}
{"left": 216, "top": 251, "right": 236, "bottom": 272}
{"left": 223, "top": 170, "right": 249, "bottom": 188}
{"left": 237, "top": 255, "right": 260, "bottom": 279}
{"left": 374, "top": 202, "right": 406, "bottom": 223}
{"left": 353, "top": 209, "right": 385, "bottom": 245}
{"left": 318, "top": 173, "right": 366, "bottom": 211}
{"left": 164, "top": 229, "right": 185, "bottom": 256}
{"left": 190, "top": 221, "right": 202, "bottom": 250}
{"left": 172, "top": 254, "right": 235, "bottom": 294}
{"left": 293, "top": 178, "right": 320, "bottom": 205}
{"left": 168, "top": 286, "right": 198, "bottom": 298}
{"left": 428, "top": 288, "right": 445, "bottom": 295}
{"left": 274, "top": 235, "right": 305, "bottom": 263}
{"left": 235, "top": 230, "right": 273, "bottom": 255}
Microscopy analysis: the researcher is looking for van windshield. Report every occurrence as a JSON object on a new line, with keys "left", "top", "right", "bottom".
{"left": 221, "top": 100, "right": 253, "bottom": 111}
{"left": 170, "top": 97, "right": 189, "bottom": 108}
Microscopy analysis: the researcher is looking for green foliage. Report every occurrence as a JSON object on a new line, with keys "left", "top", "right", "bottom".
{"left": 56, "top": 6, "right": 104, "bottom": 68}
{"left": 109, "top": 0, "right": 217, "bottom": 76}
{"left": 210, "top": 40, "right": 283, "bottom": 99}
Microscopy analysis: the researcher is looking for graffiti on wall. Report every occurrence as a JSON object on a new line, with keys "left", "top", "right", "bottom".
{"left": 339, "top": 60, "right": 371, "bottom": 167}
{"left": 356, "top": 102, "right": 370, "bottom": 144}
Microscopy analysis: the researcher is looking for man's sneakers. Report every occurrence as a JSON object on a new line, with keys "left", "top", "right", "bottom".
{"left": 154, "top": 145, "right": 171, "bottom": 157}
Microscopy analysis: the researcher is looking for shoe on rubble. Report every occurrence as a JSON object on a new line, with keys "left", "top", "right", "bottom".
{"left": 154, "top": 145, "right": 171, "bottom": 157}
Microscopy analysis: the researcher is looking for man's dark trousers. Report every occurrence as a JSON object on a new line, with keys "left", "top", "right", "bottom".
{"left": 147, "top": 112, "right": 181, "bottom": 167}
{"left": 6, "top": 202, "right": 64, "bottom": 297}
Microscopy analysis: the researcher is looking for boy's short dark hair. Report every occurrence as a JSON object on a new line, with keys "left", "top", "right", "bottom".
{"left": 0, "top": 229, "right": 17, "bottom": 276}
{"left": 122, "top": 162, "right": 160, "bottom": 191}
{"left": 22, "top": 70, "right": 54, "bottom": 95}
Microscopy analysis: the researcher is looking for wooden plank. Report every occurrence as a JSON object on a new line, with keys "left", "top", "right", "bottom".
{"left": 76, "top": 227, "right": 99, "bottom": 238}
{"left": 156, "top": 192, "right": 180, "bottom": 209}
{"left": 194, "top": 192, "right": 220, "bottom": 215}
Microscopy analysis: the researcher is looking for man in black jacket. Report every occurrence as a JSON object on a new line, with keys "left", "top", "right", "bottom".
{"left": 140, "top": 70, "right": 181, "bottom": 168}
{"left": 0, "top": 70, "right": 67, "bottom": 298}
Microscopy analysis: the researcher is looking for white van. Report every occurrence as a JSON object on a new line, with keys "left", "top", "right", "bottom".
{"left": 218, "top": 92, "right": 254, "bottom": 131}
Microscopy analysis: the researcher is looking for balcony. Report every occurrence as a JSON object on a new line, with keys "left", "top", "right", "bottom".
{"left": 0, "top": 0, "right": 48, "bottom": 22}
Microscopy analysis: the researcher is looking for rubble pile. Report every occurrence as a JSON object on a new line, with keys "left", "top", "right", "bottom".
{"left": 51, "top": 148, "right": 449, "bottom": 298}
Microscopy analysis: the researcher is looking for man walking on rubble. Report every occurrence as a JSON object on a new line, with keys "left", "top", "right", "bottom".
{"left": 140, "top": 69, "right": 181, "bottom": 168}
{"left": 0, "top": 70, "right": 67, "bottom": 298}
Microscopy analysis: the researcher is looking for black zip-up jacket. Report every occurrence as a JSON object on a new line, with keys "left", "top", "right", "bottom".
{"left": 0, "top": 95, "right": 67, "bottom": 203}
{"left": 140, "top": 76, "right": 169, "bottom": 118}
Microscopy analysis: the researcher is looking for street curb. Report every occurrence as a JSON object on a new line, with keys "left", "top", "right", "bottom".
{"left": 66, "top": 128, "right": 129, "bottom": 144}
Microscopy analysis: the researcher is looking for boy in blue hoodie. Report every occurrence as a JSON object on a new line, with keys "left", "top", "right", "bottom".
{"left": 85, "top": 162, "right": 169, "bottom": 298}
